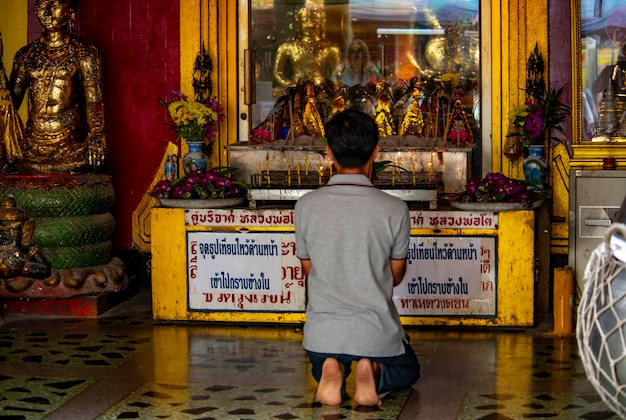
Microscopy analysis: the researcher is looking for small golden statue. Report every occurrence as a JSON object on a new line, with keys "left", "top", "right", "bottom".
{"left": 273, "top": 6, "right": 341, "bottom": 96}
{"left": 400, "top": 86, "right": 425, "bottom": 137}
{"left": 444, "top": 86, "right": 474, "bottom": 146}
{"left": 0, "top": 197, "right": 51, "bottom": 280}
{"left": 288, "top": 91, "right": 306, "bottom": 140}
{"left": 302, "top": 82, "right": 325, "bottom": 138}
{"left": 3, "top": 0, "right": 107, "bottom": 173}
{"left": 329, "top": 91, "right": 346, "bottom": 120}
{"left": 375, "top": 94, "right": 395, "bottom": 138}
{"left": 422, "top": 93, "right": 440, "bottom": 141}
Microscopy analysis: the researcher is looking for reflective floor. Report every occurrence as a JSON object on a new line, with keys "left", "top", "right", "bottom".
{"left": 0, "top": 290, "right": 618, "bottom": 419}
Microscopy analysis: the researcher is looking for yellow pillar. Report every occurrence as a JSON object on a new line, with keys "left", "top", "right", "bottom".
{"left": 0, "top": 1, "right": 28, "bottom": 121}
{"left": 496, "top": 0, "right": 549, "bottom": 176}
{"left": 553, "top": 266, "right": 574, "bottom": 335}
{"left": 0, "top": 1, "right": 27, "bottom": 74}
{"left": 497, "top": 210, "right": 536, "bottom": 326}
{"left": 151, "top": 208, "right": 188, "bottom": 320}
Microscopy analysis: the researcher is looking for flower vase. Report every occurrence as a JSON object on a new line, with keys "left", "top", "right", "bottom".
{"left": 182, "top": 142, "right": 208, "bottom": 174}
{"left": 523, "top": 145, "right": 548, "bottom": 188}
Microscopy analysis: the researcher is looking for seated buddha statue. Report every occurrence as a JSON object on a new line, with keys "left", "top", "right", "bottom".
{"left": 4, "top": 0, "right": 107, "bottom": 174}
{"left": 273, "top": 6, "right": 341, "bottom": 97}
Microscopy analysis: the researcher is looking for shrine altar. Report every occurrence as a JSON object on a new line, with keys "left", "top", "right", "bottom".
{"left": 151, "top": 206, "right": 535, "bottom": 326}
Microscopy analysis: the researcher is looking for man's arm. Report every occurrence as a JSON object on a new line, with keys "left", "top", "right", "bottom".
{"left": 300, "top": 258, "right": 312, "bottom": 278}
{"left": 390, "top": 258, "right": 407, "bottom": 287}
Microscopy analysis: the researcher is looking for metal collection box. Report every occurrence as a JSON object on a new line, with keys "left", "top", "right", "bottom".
{"left": 569, "top": 170, "right": 626, "bottom": 299}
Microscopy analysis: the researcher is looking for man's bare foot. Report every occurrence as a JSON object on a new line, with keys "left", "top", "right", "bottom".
{"left": 354, "top": 358, "right": 381, "bottom": 407}
{"left": 315, "top": 358, "right": 344, "bottom": 406}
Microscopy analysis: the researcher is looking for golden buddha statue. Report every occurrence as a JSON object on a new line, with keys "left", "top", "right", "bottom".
{"left": 5, "top": 0, "right": 107, "bottom": 173}
{"left": 273, "top": 6, "right": 341, "bottom": 97}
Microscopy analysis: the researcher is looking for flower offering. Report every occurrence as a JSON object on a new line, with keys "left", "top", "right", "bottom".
{"left": 161, "top": 91, "right": 224, "bottom": 144}
{"left": 150, "top": 167, "right": 249, "bottom": 200}
{"left": 459, "top": 172, "right": 542, "bottom": 203}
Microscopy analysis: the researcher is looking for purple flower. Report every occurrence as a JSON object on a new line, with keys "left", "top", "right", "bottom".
{"left": 465, "top": 178, "right": 481, "bottom": 196}
{"left": 524, "top": 109, "right": 544, "bottom": 140}
{"left": 515, "top": 190, "right": 535, "bottom": 203}
{"left": 462, "top": 172, "right": 538, "bottom": 203}
{"left": 162, "top": 90, "right": 187, "bottom": 105}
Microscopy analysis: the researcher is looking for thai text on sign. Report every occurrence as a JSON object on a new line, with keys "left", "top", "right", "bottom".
{"left": 185, "top": 209, "right": 497, "bottom": 229}
{"left": 394, "top": 236, "right": 496, "bottom": 316}
{"left": 187, "top": 231, "right": 496, "bottom": 316}
{"left": 187, "top": 232, "right": 305, "bottom": 311}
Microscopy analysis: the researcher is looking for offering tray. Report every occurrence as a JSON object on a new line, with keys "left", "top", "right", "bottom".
{"left": 247, "top": 171, "right": 443, "bottom": 209}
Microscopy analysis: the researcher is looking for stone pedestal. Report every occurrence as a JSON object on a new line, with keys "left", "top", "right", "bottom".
{"left": 0, "top": 174, "right": 128, "bottom": 307}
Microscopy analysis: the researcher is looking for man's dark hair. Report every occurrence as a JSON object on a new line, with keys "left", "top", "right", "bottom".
{"left": 325, "top": 109, "right": 378, "bottom": 168}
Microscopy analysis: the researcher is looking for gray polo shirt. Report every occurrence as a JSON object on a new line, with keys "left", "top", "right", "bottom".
{"left": 295, "top": 173, "right": 410, "bottom": 357}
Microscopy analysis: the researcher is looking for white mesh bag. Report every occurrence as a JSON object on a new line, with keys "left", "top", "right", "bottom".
{"left": 578, "top": 223, "right": 626, "bottom": 417}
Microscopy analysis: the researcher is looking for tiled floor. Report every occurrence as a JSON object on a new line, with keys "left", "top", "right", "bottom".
{"left": 0, "top": 290, "right": 618, "bottom": 419}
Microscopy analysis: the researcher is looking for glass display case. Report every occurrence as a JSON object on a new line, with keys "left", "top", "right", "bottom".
{"left": 579, "top": 0, "right": 626, "bottom": 142}
{"left": 240, "top": 0, "right": 482, "bottom": 157}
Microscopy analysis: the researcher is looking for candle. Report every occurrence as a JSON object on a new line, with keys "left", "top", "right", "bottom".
{"left": 287, "top": 166, "right": 291, "bottom": 186}
{"left": 289, "top": 99, "right": 295, "bottom": 145}
{"left": 257, "top": 162, "right": 261, "bottom": 185}
{"left": 391, "top": 165, "right": 395, "bottom": 186}
{"left": 296, "top": 162, "right": 301, "bottom": 186}
{"left": 305, "top": 153, "right": 309, "bottom": 175}
{"left": 396, "top": 155, "right": 401, "bottom": 172}
{"left": 319, "top": 165, "right": 323, "bottom": 185}
{"left": 329, "top": 162, "right": 333, "bottom": 177}
{"left": 265, "top": 157, "right": 271, "bottom": 185}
